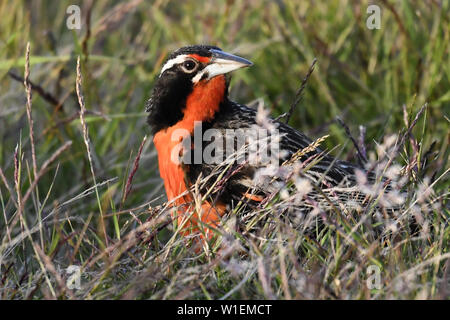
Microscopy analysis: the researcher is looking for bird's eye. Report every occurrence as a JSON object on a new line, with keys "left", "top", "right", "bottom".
{"left": 181, "top": 59, "right": 197, "bottom": 73}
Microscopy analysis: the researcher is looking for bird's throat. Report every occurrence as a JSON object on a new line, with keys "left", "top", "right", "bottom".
{"left": 152, "top": 75, "right": 227, "bottom": 238}
{"left": 181, "top": 75, "right": 226, "bottom": 133}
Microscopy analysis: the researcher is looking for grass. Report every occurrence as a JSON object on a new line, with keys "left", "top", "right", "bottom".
{"left": 0, "top": 0, "right": 449, "bottom": 299}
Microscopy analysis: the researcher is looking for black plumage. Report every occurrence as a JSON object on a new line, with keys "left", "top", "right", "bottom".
{"left": 185, "top": 99, "right": 363, "bottom": 208}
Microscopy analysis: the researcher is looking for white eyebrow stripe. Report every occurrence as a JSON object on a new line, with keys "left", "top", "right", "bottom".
{"left": 159, "top": 54, "right": 189, "bottom": 76}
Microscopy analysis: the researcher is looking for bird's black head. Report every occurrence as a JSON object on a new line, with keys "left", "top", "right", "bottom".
{"left": 146, "top": 45, "right": 252, "bottom": 134}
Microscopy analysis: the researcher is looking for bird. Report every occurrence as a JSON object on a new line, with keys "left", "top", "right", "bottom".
{"left": 146, "top": 45, "right": 379, "bottom": 241}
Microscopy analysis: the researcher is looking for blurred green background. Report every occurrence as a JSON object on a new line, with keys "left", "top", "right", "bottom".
{"left": 0, "top": 0, "right": 449, "bottom": 221}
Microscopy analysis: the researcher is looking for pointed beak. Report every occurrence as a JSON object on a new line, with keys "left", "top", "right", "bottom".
{"left": 205, "top": 49, "right": 253, "bottom": 79}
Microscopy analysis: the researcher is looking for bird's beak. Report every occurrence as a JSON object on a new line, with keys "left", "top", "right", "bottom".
{"left": 205, "top": 49, "right": 253, "bottom": 79}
